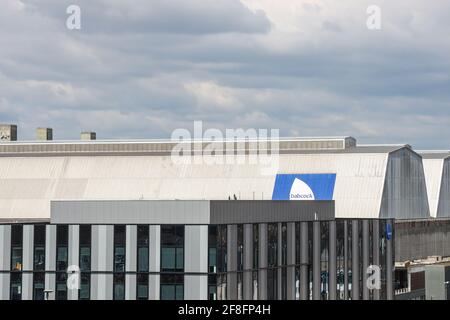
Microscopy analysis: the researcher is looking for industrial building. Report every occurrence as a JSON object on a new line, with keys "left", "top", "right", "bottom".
{"left": 0, "top": 124, "right": 449, "bottom": 300}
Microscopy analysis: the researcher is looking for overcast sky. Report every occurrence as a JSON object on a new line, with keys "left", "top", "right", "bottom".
{"left": 0, "top": 0, "right": 449, "bottom": 148}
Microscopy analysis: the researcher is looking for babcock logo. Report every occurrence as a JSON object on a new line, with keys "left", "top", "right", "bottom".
{"left": 272, "top": 174, "right": 336, "bottom": 201}
{"left": 289, "top": 178, "right": 315, "bottom": 200}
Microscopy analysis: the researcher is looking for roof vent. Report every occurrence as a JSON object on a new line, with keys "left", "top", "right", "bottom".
{"left": 81, "top": 132, "right": 96, "bottom": 141}
{"left": 0, "top": 124, "right": 18, "bottom": 141}
{"left": 36, "top": 128, "right": 53, "bottom": 141}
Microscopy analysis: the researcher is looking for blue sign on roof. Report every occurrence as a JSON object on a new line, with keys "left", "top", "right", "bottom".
{"left": 272, "top": 174, "right": 336, "bottom": 201}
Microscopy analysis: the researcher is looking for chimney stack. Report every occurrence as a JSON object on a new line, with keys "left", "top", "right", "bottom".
{"left": 0, "top": 124, "right": 18, "bottom": 141}
{"left": 36, "top": 127, "right": 53, "bottom": 141}
{"left": 81, "top": 132, "right": 96, "bottom": 141}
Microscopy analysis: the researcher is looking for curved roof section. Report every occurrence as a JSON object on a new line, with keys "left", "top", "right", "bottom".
{"left": 0, "top": 137, "right": 424, "bottom": 220}
{"left": 419, "top": 151, "right": 450, "bottom": 218}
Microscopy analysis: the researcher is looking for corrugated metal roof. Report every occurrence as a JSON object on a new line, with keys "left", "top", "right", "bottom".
{"left": 0, "top": 150, "right": 394, "bottom": 220}
{"left": 0, "top": 137, "right": 409, "bottom": 157}
{"left": 418, "top": 151, "right": 450, "bottom": 160}
{"left": 0, "top": 134, "right": 425, "bottom": 220}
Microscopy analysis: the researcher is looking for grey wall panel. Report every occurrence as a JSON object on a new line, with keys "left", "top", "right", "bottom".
{"left": 351, "top": 220, "right": 359, "bottom": 300}
{"left": 437, "top": 158, "right": 450, "bottom": 217}
{"left": 126, "top": 225, "right": 137, "bottom": 300}
{"left": 277, "top": 223, "right": 282, "bottom": 300}
{"left": 185, "top": 226, "right": 208, "bottom": 273}
{"left": 91, "top": 274, "right": 113, "bottom": 300}
{"left": 227, "top": 225, "right": 238, "bottom": 300}
{"left": 22, "top": 225, "right": 34, "bottom": 300}
{"left": 185, "top": 276, "right": 208, "bottom": 300}
{"left": 126, "top": 226, "right": 137, "bottom": 272}
{"left": 258, "top": 223, "right": 268, "bottom": 300}
{"left": 395, "top": 219, "right": 450, "bottom": 261}
{"left": 149, "top": 225, "right": 160, "bottom": 300}
{"left": 328, "top": 221, "right": 337, "bottom": 300}
{"left": 343, "top": 221, "right": 349, "bottom": 300}
{"left": 312, "top": 222, "right": 320, "bottom": 300}
{"left": 299, "top": 222, "right": 308, "bottom": 300}
{"left": 68, "top": 225, "right": 79, "bottom": 300}
{"left": 0, "top": 225, "right": 11, "bottom": 300}
{"left": 380, "top": 148, "right": 430, "bottom": 219}
{"left": 386, "top": 221, "right": 394, "bottom": 301}
{"left": 91, "top": 225, "right": 113, "bottom": 300}
{"left": 52, "top": 200, "right": 210, "bottom": 225}
{"left": 243, "top": 224, "right": 253, "bottom": 300}
{"left": 425, "top": 265, "right": 446, "bottom": 300}
{"left": 211, "top": 201, "right": 334, "bottom": 224}
{"left": 286, "top": 222, "right": 296, "bottom": 300}
{"left": 372, "top": 221, "right": 380, "bottom": 300}
{"left": 362, "top": 220, "right": 370, "bottom": 300}
{"left": 45, "top": 225, "right": 56, "bottom": 300}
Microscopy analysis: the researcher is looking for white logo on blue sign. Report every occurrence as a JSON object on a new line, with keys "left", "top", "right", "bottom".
{"left": 272, "top": 174, "right": 336, "bottom": 201}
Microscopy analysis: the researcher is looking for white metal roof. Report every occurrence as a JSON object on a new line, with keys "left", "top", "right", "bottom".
{"left": 0, "top": 146, "right": 415, "bottom": 220}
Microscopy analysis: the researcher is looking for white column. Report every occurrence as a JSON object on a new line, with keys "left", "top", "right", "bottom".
{"left": 68, "top": 225, "right": 80, "bottom": 300}
{"left": 149, "top": 225, "right": 160, "bottom": 300}
{"left": 126, "top": 225, "right": 137, "bottom": 300}
{"left": 45, "top": 225, "right": 56, "bottom": 300}
{"left": 184, "top": 225, "right": 208, "bottom": 300}
{"left": 0, "top": 225, "right": 11, "bottom": 300}
{"left": 22, "top": 225, "right": 34, "bottom": 300}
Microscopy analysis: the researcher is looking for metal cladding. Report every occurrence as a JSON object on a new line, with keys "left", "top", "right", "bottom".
{"left": 0, "top": 136, "right": 436, "bottom": 220}
{"left": 420, "top": 151, "right": 450, "bottom": 218}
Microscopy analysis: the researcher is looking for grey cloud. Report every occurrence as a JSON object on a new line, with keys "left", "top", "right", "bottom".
{"left": 0, "top": 0, "right": 449, "bottom": 149}
{"left": 22, "top": 0, "right": 271, "bottom": 34}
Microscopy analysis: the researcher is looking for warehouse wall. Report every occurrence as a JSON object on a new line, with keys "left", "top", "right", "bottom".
{"left": 395, "top": 219, "right": 450, "bottom": 261}
{"left": 380, "top": 148, "right": 430, "bottom": 219}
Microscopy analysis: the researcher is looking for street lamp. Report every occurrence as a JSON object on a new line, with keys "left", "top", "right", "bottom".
{"left": 44, "top": 289, "right": 53, "bottom": 301}
{"left": 445, "top": 281, "right": 449, "bottom": 300}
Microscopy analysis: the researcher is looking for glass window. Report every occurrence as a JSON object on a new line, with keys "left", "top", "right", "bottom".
{"left": 56, "top": 246, "right": 68, "bottom": 271}
{"left": 80, "top": 225, "right": 92, "bottom": 246}
{"left": 137, "top": 225, "right": 149, "bottom": 246}
{"left": 55, "top": 281, "right": 67, "bottom": 300}
{"left": 78, "top": 225, "right": 91, "bottom": 300}
{"left": 160, "top": 274, "right": 184, "bottom": 300}
{"left": 11, "top": 225, "right": 23, "bottom": 271}
{"left": 137, "top": 225, "right": 149, "bottom": 272}
{"left": 114, "top": 225, "right": 126, "bottom": 272}
{"left": 336, "top": 220, "right": 345, "bottom": 300}
{"left": 138, "top": 247, "right": 149, "bottom": 272}
{"left": 34, "top": 225, "right": 46, "bottom": 271}
{"left": 80, "top": 247, "right": 91, "bottom": 272}
{"left": 320, "top": 221, "right": 329, "bottom": 300}
{"left": 114, "top": 246, "right": 126, "bottom": 272}
{"left": 79, "top": 273, "right": 90, "bottom": 300}
{"left": 208, "top": 225, "right": 218, "bottom": 273}
{"left": 10, "top": 272, "right": 22, "bottom": 300}
{"left": 113, "top": 273, "right": 125, "bottom": 300}
{"left": 253, "top": 224, "right": 259, "bottom": 270}
{"left": 281, "top": 223, "right": 287, "bottom": 300}
{"left": 161, "top": 226, "right": 184, "bottom": 272}
{"left": 137, "top": 273, "right": 149, "bottom": 300}
{"left": 56, "top": 225, "right": 69, "bottom": 300}
{"left": 267, "top": 223, "right": 278, "bottom": 300}
{"left": 208, "top": 275, "right": 217, "bottom": 300}
{"left": 33, "top": 272, "right": 45, "bottom": 300}
{"left": 161, "top": 247, "right": 176, "bottom": 270}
